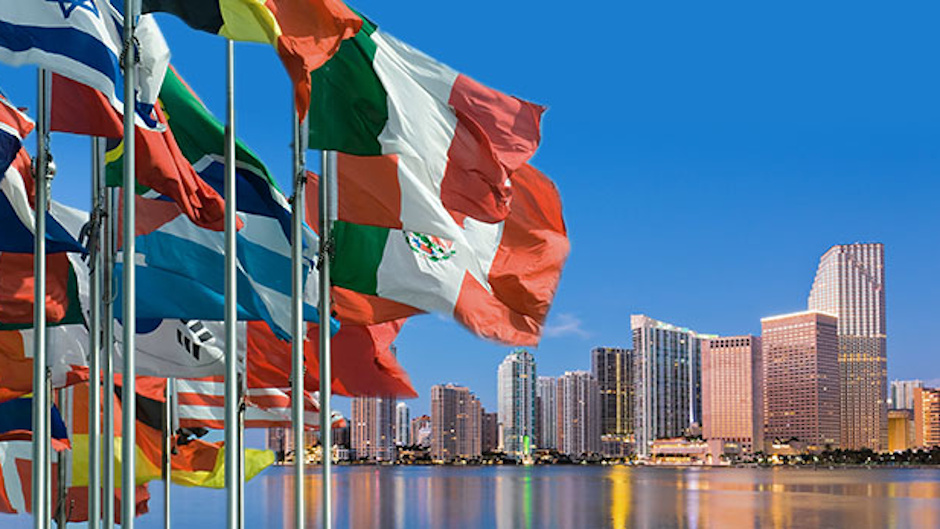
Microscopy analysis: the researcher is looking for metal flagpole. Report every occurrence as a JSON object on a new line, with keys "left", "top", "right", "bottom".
{"left": 120, "top": 1, "right": 139, "bottom": 527}
{"left": 54, "top": 388, "right": 70, "bottom": 527}
{"left": 89, "top": 136, "right": 104, "bottom": 529}
{"left": 237, "top": 374, "right": 245, "bottom": 529}
{"left": 223, "top": 38, "right": 240, "bottom": 529}
{"left": 290, "top": 101, "right": 307, "bottom": 529}
{"left": 103, "top": 168, "right": 117, "bottom": 529}
{"left": 318, "top": 151, "right": 334, "bottom": 529}
{"left": 32, "top": 66, "right": 51, "bottom": 529}
{"left": 163, "top": 378, "right": 173, "bottom": 529}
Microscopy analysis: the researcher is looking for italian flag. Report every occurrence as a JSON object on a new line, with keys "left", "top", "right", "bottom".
{"left": 308, "top": 164, "right": 568, "bottom": 346}
{"left": 308, "top": 14, "right": 545, "bottom": 237}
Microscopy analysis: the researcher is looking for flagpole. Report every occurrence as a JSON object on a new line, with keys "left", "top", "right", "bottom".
{"left": 290, "top": 101, "right": 307, "bottom": 529}
{"left": 89, "top": 136, "right": 104, "bottom": 529}
{"left": 318, "top": 150, "right": 334, "bottom": 529}
{"left": 120, "top": 1, "right": 139, "bottom": 527}
{"left": 163, "top": 378, "right": 172, "bottom": 529}
{"left": 55, "top": 388, "right": 70, "bottom": 527}
{"left": 223, "top": 38, "right": 241, "bottom": 529}
{"left": 103, "top": 175, "right": 117, "bottom": 529}
{"left": 32, "top": 66, "right": 51, "bottom": 529}
{"left": 237, "top": 374, "right": 245, "bottom": 529}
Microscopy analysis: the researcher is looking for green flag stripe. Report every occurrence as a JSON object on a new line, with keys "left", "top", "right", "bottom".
{"left": 308, "top": 19, "right": 388, "bottom": 155}
{"left": 330, "top": 221, "right": 388, "bottom": 296}
{"left": 160, "top": 68, "right": 276, "bottom": 187}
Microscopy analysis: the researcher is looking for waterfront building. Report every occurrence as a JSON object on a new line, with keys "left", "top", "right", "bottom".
{"left": 497, "top": 349, "right": 537, "bottom": 458}
{"left": 431, "top": 384, "right": 482, "bottom": 461}
{"left": 351, "top": 396, "right": 397, "bottom": 461}
{"left": 761, "top": 311, "right": 840, "bottom": 449}
{"left": 650, "top": 438, "right": 738, "bottom": 465}
{"left": 481, "top": 410, "right": 499, "bottom": 453}
{"left": 887, "top": 409, "right": 915, "bottom": 452}
{"left": 411, "top": 415, "right": 432, "bottom": 448}
{"left": 535, "top": 376, "right": 558, "bottom": 450}
{"left": 631, "top": 315, "right": 714, "bottom": 457}
{"left": 591, "top": 347, "right": 635, "bottom": 443}
{"left": 890, "top": 380, "right": 924, "bottom": 410}
{"left": 557, "top": 371, "right": 601, "bottom": 456}
{"left": 808, "top": 243, "right": 887, "bottom": 450}
{"left": 395, "top": 402, "right": 411, "bottom": 446}
{"left": 701, "top": 335, "right": 763, "bottom": 453}
{"left": 913, "top": 387, "right": 940, "bottom": 449}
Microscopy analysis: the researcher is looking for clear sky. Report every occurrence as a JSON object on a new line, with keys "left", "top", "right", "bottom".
{"left": 1, "top": 1, "right": 938, "bottom": 421}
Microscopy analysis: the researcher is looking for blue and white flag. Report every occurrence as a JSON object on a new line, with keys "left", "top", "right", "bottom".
{"left": 0, "top": 1, "right": 169, "bottom": 126}
{"left": 114, "top": 168, "right": 329, "bottom": 339}
{"left": 0, "top": 95, "right": 84, "bottom": 253}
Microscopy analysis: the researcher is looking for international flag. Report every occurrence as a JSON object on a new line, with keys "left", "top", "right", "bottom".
{"left": 0, "top": 440, "right": 150, "bottom": 521}
{"left": 0, "top": 202, "right": 100, "bottom": 404}
{"left": 141, "top": 0, "right": 361, "bottom": 115}
{"left": 173, "top": 377, "right": 344, "bottom": 430}
{"left": 112, "top": 66, "right": 327, "bottom": 338}
{"left": 308, "top": 164, "right": 569, "bottom": 346}
{"left": 0, "top": 4, "right": 170, "bottom": 127}
{"left": 246, "top": 320, "right": 417, "bottom": 398}
{"left": 114, "top": 381, "right": 274, "bottom": 489}
{"left": 0, "top": 96, "right": 86, "bottom": 253}
{"left": 308, "top": 13, "right": 545, "bottom": 236}
{"left": 0, "top": 396, "right": 69, "bottom": 450}
{"left": 50, "top": 73, "right": 226, "bottom": 231}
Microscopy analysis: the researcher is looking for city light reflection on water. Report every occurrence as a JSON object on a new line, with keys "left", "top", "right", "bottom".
{"left": 36, "top": 465, "right": 936, "bottom": 528}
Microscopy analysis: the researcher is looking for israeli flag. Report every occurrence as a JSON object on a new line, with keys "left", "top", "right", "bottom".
{"left": 0, "top": 0, "right": 169, "bottom": 127}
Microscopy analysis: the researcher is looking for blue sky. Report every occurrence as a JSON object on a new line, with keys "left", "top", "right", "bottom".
{"left": 1, "top": 0, "right": 938, "bottom": 423}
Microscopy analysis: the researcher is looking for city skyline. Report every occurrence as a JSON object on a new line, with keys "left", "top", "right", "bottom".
{"left": 365, "top": 239, "right": 937, "bottom": 421}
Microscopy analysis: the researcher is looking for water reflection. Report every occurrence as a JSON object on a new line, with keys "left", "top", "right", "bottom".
{"left": 252, "top": 465, "right": 940, "bottom": 528}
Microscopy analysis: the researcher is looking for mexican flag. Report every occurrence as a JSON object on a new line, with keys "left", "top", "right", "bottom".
{"left": 308, "top": 14, "right": 545, "bottom": 237}
{"left": 308, "top": 164, "right": 568, "bottom": 346}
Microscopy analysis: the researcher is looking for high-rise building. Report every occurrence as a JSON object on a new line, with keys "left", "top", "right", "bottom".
{"left": 888, "top": 409, "right": 915, "bottom": 452}
{"left": 701, "top": 336, "right": 763, "bottom": 453}
{"left": 761, "top": 311, "right": 840, "bottom": 449}
{"left": 481, "top": 411, "right": 499, "bottom": 453}
{"left": 591, "top": 347, "right": 635, "bottom": 441}
{"left": 890, "top": 380, "right": 924, "bottom": 410}
{"left": 808, "top": 243, "right": 887, "bottom": 450}
{"left": 431, "top": 384, "right": 482, "bottom": 461}
{"left": 411, "top": 415, "right": 432, "bottom": 448}
{"left": 395, "top": 402, "right": 411, "bottom": 446}
{"left": 497, "top": 349, "right": 537, "bottom": 458}
{"left": 535, "top": 376, "right": 558, "bottom": 450}
{"left": 557, "top": 371, "right": 600, "bottom": 456}
{"left": 631, "top": 315, "right": 714, "bottom": 457}
{"left": 913, "top": 387, "right": 940, "bottom": 449}
{"left": 351, "top": 396, "right": 397, "bottom": 461}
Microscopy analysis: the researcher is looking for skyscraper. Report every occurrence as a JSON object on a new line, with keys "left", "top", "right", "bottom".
{"left": 557, "top": 371, "right": 600, "bottom": 456}
{"left": 395, "top": 402, "right": 411, "bottom": 446}
{"left": 701, "top": 336, "right": 763, "bottom": 453}
{"left": 591, "top": 347, "right": 635, "bottom": 441}
{"left": 535, "top": 376, "right": 558, "bottom": 450}
{"left": 351, "top": 396, "right": 397, "bottom": 461}
{"left": 890, "top": 380, "right": 924, "bottom": 410}
{"left": 481, "top": 410, "right": 499, "bottom": 453}
{"left": 761, "top": 311, "right": 840, "bottom": 449}
{"left": 808, "top": 243, "right": 887, "bottom": 450}
{"left": 497, "top": 349, "right": 537, "bottom": 458}
{"left": 631, "top": 315, "right": 714, "bottom": 457}
{"left": 411, "top": 415, "right": 432, "bottom": 448}
{"left": 431, "top": 384, "right": 482, "bottom": 461}
{"left": 913, "top": 387, "right": 940, "bottom": 449}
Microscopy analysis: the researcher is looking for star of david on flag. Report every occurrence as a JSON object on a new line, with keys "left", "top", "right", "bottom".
{"left": 46, "top": 0, "right": 99, "bottom": 19}
{"left": 0, "top": 2, "right": 169, "bottom": 130}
